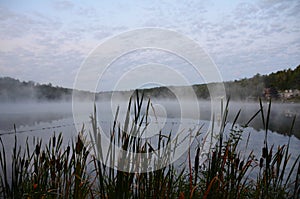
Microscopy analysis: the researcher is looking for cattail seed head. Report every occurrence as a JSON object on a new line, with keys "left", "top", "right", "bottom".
{"left": 35, "top": 144, "right": 40, "bottom": 156}
{"left": 50, "top": 155, "right": 55, "bottom": 166}
{"left": 56, "top": 159, "right": 62, "bottom": 170}
{"left": 51, "top": 170, "right": 56, "bottom": 181}
{"left": 272, "top": 166, "right": 277, "bottom": 178}
{"left": 25, "top": 160, "right": 29, "bottom": 168}
{"left": 260, "top": 158, "right": 264, "bottom": 168}
{"left": 41, "top": 151, "right": 45, "bottom": 162}
{"left": 239, "top": 160, "right": 244, "bottom": 171}
{"left": 64, "top": 160, "right": 68, "bottom": 171}
{"left": 53, "top": 135, "right": 56, "bottom": 148}
{"left": 262, "top": 147, "right": 267, "bottom": 158}
{"left": 75, "top": 136, "right": 84, "bottom": 154}
{"left": 66, "top": 145, "right": 70, "bottom": 155}
{"left": 235, "top": 158, "right": 240, "bottom": 169}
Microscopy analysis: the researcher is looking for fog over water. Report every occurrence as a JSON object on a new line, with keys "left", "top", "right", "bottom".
{"left": 0, "top": 99, "right": 299, "bottom": 177}
{"left": 0, "top": 100, "right": 299, "bottom": 137}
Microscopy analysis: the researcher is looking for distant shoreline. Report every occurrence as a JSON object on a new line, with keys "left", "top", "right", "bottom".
{"left": 1, "top": 64, "right": 299, "bottom": 102}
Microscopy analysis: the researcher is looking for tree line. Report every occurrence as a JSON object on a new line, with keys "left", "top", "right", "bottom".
{"left": 0, "top": 77, "right": 72, "bottom": 102}
{"left": 0, "top": 64, "right": 299, "bottom": 102}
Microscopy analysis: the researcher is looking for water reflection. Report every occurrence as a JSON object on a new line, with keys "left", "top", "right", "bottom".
{"left": 0, "top": 101, "right": 299, "bottom": 140}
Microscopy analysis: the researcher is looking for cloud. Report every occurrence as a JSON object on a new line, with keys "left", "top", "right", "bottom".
{"left": 173, "top": 0, "right": 300, "bottom": 81}
{"left": 0, "top": 0, "right": 299, "bottom": 90}
{"left": 75, "top": 6, "right": 97, "bottom": 18}
{"left": 52, "top": 0, "right": 74, "bottom": 11}
{"left": 0, "top": 46, "right": 84, "bottom": 86}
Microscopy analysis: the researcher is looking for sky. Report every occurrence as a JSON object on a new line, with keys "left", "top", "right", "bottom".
{"left": 0, "top": 0, "right": 299, "bottom": 91}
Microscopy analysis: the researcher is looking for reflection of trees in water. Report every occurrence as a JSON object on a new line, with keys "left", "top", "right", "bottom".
{"left": 0, "top": 112, "right": 71, "bottom": 131}
{"left": 226, "top": 105, "right": 300, "bottom": 140}
{"left": 196, "top": 102, "right": 300, "bottom": 140}
{"left": 0, "top": 101, "right": 299, "bottom": 140}
{"left": 243, "top": 115, "right": 300, "bottom": 139}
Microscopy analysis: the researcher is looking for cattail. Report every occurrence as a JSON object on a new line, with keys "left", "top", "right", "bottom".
{"left": 21, "top": 158, "right": 25, "bottom": 169}
{"left": 56, "top": 159, "right": 62, "bottom": 170}
{"left": 44, "top": 160, "right": 49, "bottom": 170}
{"left": 239, "top": 160, "right": 244, "bottom": 171}
{"left": 50, "top": 155, "right": 55, "bottom": 166}
{"left": 262, "top": 147, "right": 267, "bottom": 158}
{"left": 53, "top": 134, "right": 56, "bottom": 148}
{"left": 194, "top": 147, "right": 200, "bottom": 185}
{"left": 235, "top": 158, "right": 240, "bottom": 169}
{"left": 64, "top": 160, "right": 68, "bottom": 171}
{"left": 35, "top": 144, "right": 40, "bottom": 156}
{"left": 40, "top": 151, "right": 45, "bottom": 162}
{"left": 51, "top": 170, "right": 56, "bottom": 181}
{"left": 272, "top": 166, "right": 277, "bottom": 178}
{"left": 212, "top": 151, "right": 217, "bottom": 162}
{"left": 25, "top": 160, "right": 29, "bottom": 168}
{"left": 194, "top": 147, "right": 200, "bottom": 169}
{"left": 66, "top": 145, "right": 70, "bottom": 156}
{"left": 260, "top": 158, "right": 264, "bottom": 168}
{"left": 76, "top": 135, "right": 84, "bottom": 154}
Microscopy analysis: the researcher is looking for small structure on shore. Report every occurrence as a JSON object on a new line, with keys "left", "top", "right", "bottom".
{"left": 263, "top": 87, "right": 279, "bottom": 100}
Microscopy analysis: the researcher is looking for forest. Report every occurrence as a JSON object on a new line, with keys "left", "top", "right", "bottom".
{"left": 141, "top": 64, "right": 300, "bottom": 100}
{"left": 0, "top": 64, "right": 299, "bottom": 102}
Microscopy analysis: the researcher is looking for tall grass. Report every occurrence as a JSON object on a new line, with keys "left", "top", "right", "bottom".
{"left": 0, "top": 128, "right": 93, "bottom": 198}
{"left": 0, "top": 92, "right": 299, "bottom": 198}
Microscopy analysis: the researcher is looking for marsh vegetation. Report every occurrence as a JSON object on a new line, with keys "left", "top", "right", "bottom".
{"left": 0, "top": 92, "right": 299, "bottom": 198}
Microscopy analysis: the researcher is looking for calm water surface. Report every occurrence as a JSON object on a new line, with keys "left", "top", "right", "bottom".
{"left": 0, "top": 100, "right": 299, "bottom": 173}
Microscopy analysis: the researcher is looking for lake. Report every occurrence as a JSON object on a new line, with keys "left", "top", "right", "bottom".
{"left": 0, "top": 100, "right": 299, "bottom": 173}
